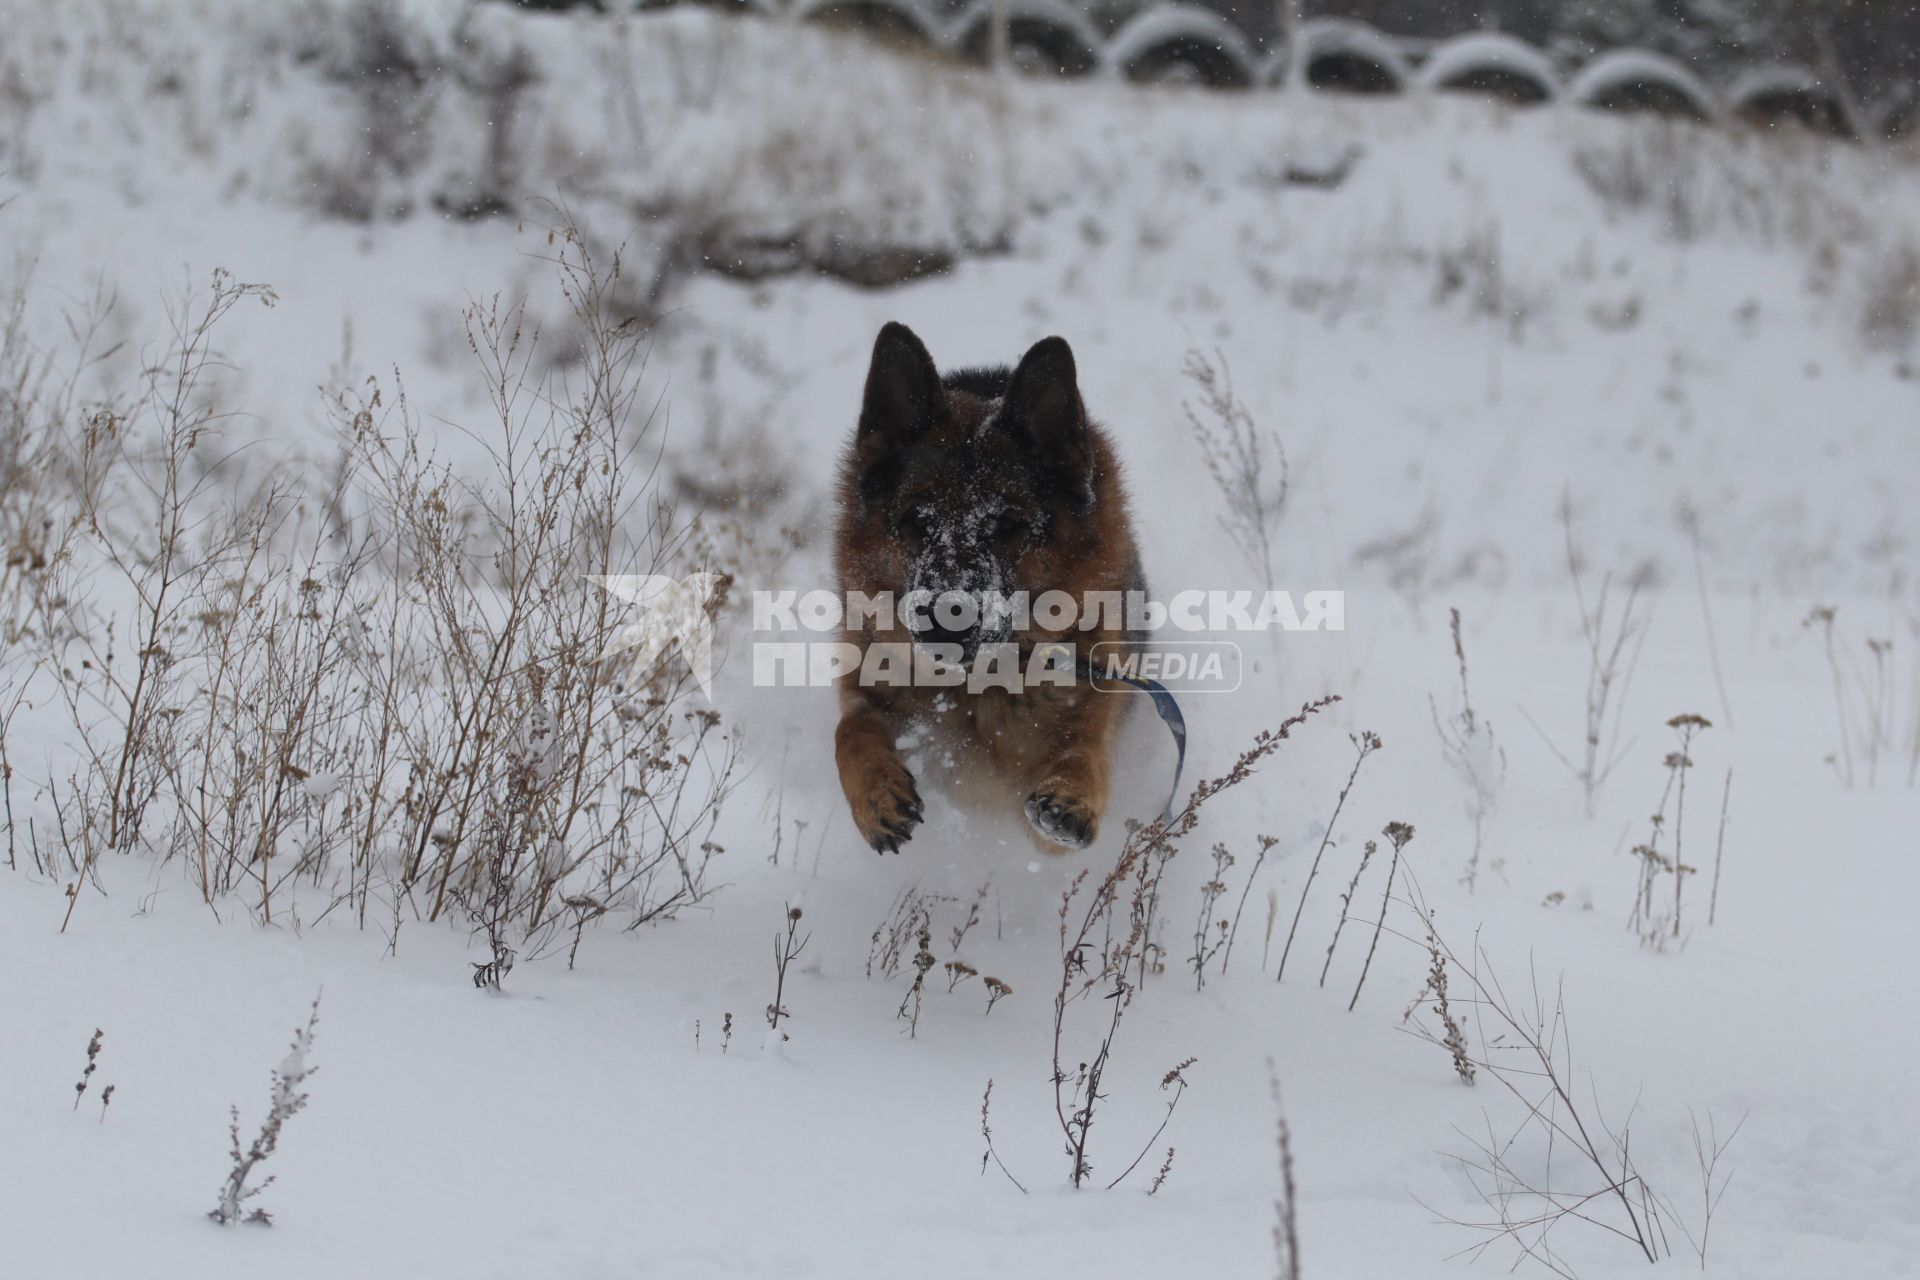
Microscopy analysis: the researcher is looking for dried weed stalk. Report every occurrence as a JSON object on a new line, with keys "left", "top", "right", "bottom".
{"left": 1521, "top": 493, "right": 1651, "bottom": 817}
{"left": 897, "top": 919, "right": 936, "bottom": 1037}
{"left": 1221, "top": 833, "right": 1279, "bottom": 975}
{"left": 1182, "top": 348, "right": 1288, "bottom": 586}
{"left": 1431, "top": 608, "right": 1504, "bottom": 891}
{"left": 766, "top": 904, "right": 807, "bottom": 1037}
{"left": 1347, "top": 821, "right": 1414, "bottom": 1011}
{"left": 1318, "top": 838, "right": 1375, "bottom": 987}
{"left": 1629, "top": 715, "right": 1710, "bottom": 950}
{"left": 1405, "top": 921, "right": 1735, "bottom": 1276}
{"left": 72, "top": 1028, "right": 103, "bottom": 1109}
{"left": 1050, "top": 697, "right": 1339, "bottom": 1189}
{"left": 1802, "top": 604, "right": 1914, "bottom": 789}
{"left": 979, "top": 1079, "right": 1029, "bottom": 1194}
{"left": 1188, "top": 843, "right": 1233, "bottom": 990}
{"left": 1278, "top": 731, "right": 1381, "bottom": 983}
{"left": 1401, "top": 907, "right": 1474, "bottom": 1086}
{"left": 210, "top": 995, "right": 321, "bottom": 1227}
{"left": 1271, "top": 1061, "right": 1301, "bottom": 1280}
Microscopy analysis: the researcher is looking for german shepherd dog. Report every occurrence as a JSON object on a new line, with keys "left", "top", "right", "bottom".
{"left": 834, "top": 322, "right": 1141, "bottom": 855}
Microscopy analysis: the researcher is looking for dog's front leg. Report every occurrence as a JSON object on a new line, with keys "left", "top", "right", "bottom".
{"left": 1023, "top": 690, "right": 1125, "bottom": 852}
{"left": 836, "top": 692, "right": 923, "bottom": 854}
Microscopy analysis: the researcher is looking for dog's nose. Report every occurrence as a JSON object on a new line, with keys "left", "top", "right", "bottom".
{"left": 917, "top": 621, "right": 978, "bottom": 653}
{"left": 909, "top": 589, "right": 982, "bottom": 655}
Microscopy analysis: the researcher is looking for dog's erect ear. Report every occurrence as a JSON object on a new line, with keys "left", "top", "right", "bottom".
{"left": 1001, "top": 336, "right": 1094, "bottom": 509}
{"left": 1002, "top": 336, "right": 1083, "bottom": 442}
{"left": 859, "top": 322, "right": 943, "bottom": 444}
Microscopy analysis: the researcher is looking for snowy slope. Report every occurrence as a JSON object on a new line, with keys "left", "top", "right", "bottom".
{"left": 2, "top": 4, "right": 1919, "bottom": 1278}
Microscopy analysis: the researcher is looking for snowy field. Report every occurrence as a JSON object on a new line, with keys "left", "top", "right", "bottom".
{"left": 2, "top": 4, "right": 1919, "bottom": 1278}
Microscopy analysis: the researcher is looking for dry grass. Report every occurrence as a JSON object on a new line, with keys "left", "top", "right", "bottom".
{"left": 1277, "top": 730, "right": 1380, "bottom": 984}
{"left": 2, "top": 217, "right": 738, "bottom": 967}
{"left": 1182, "top": 347, "right": 1289, "bottom": 588}
{"left": 1345, "top": 821, "right": 1413, "bottom": 1012}
{"left": 1623, "top": 714, "right": 1712, "bottom": 951}
{"left": 1519, "top": 492, "right": 1653, "bottom": 817}
{"left": 1048, "top": 698, "right": 1340, "bottom": 1189}
{"left": 1803, "top": 603, "right": 1919, "bottom": 789}
{"left": 1431, "top": 608, "right": 1504, "bottom": 891}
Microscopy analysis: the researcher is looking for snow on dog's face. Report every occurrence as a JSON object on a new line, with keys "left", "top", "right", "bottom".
{"left": 843, "top": 323, "right": 1097, "bottom": 663}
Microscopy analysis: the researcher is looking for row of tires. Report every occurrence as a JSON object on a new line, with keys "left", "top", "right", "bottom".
{"left": 696, "top": 0, "right": 1914, "bottom": 140}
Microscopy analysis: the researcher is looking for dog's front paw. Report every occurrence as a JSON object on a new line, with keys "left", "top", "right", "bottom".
{"left": 1024, "top": 789, "right": 1097, "bottom": 850}
{"left": 848, "top": 756, "right": 923, "bottom": 855}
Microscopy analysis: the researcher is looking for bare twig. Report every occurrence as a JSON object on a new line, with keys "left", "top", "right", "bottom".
{"left": 1408, "top": 923, "right": 1716, "bottom": 1273}
{"left": 979, "top": 1080, "right": 1029, "bottom": 1194}
{"left": 1189, "top": 844, "right": 1233, "bottom": 990}
{"left": 1221, "top": 833, "right": 1279, "bottom": 975}
{"left": 1106, "top": 1058, "right": 1196, "bottom": 1190}
{"left": 1182, "top": 348, "right": 1288, "bottom": 586}
{"left": 766, "top": 904, "right": 808, "bottom": 1036}
{"left": 1432, "top": 608, "right": 1505, "bottom": 892}
{"left": 1347, "top": 822, "right": 1413, "bottom": 1012}
{"left": 1708, "top": 767, "right": 1732, "bottom": 926}
{"left": 1556, "top": 490, "right": 1653, "bottom": 816}
{"left": 1053, "top": 699, "right": 1339, "bottom": 1188}
{"left": 1278, "top": 731, "right": 1380, "bottom": 982}
{"left": 1678, "top": 1109, "right": 1746, "bottom": 1270}
{"left": 1667, "top": 715, "right": 1709, "bottom": 940}
{"left": 1318, "top": 839, "right": 1375, "bottom": 987}
{"left": 1270, "top": 1061, "right": 1301, "bottom": 1280}
{"left": 1681, "top": 505, "right": 1735, "bottom": 729}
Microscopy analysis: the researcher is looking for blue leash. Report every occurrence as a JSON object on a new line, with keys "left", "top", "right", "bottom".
{"left": 1076, "top": 656, "right": 1188, "bottom": 822}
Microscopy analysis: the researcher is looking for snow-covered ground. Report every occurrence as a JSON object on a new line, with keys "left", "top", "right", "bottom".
{"left": 3, "top": 4, "right": 1918, "bottom": 1277}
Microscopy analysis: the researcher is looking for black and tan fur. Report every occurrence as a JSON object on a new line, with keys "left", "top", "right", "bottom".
{"left": 833, "top": 322, "right": 1141, "bottom": 855}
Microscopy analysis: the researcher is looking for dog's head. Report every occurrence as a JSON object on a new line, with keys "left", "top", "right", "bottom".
{"left": 843, "top": 322, "right": 1100, "bottom": 662}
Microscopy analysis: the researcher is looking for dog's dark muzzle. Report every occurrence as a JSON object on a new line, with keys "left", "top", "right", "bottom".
{"left": 905, "top": 588, "right": 1009, "bottom": 663}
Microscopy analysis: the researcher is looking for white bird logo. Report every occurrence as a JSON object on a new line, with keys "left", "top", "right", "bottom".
{"left": 589, "top": 573, "right": 726, "bottom": 700}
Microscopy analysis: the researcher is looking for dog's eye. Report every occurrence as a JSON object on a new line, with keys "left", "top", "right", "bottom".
{"left": 900, "top": 508, "right": 931, "bottom": 538}
{"left": 993, "top": 513, "right": 1027, "bottom": 544}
